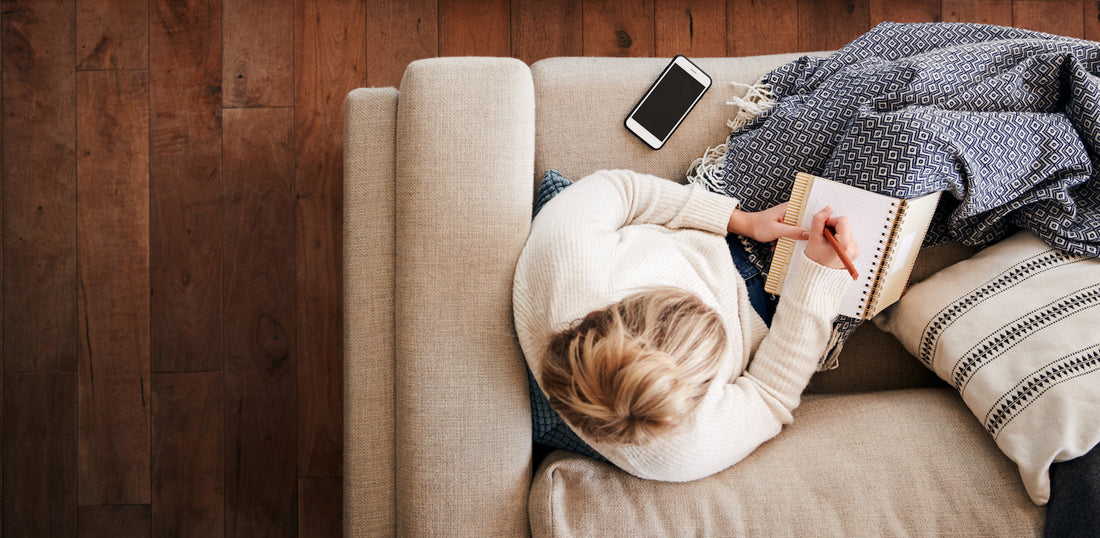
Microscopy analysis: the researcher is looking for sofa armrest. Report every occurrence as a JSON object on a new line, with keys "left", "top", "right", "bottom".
{"left": 394, "top": 57, "right": 535, "bottom": 536}
{"left": 344, "top": 86, "right": 400, "bottom": 536}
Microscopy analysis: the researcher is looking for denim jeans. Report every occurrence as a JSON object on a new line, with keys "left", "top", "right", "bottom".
{"left": 727, "top": 235, "right": 778, "bottom": 327}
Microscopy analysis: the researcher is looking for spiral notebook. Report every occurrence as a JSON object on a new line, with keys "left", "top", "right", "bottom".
{"left": 764, "top": 172, "right": 941, "bottom": 319}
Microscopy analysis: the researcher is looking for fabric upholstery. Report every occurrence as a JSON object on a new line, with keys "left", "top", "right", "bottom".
{"left": 875, "top": 231, "right": 1100, "bottom": 504}
{"left": 530, "top": 389, "right": 1043, "bottom": 537}
{"left": 342, "top": 86, "right": 398, "bottom": 537}
{"left": 393, "top": 57, "right": 535, "bottom": 536}
{"left": 531, "top": 54, "right": 820, "bottom": 184}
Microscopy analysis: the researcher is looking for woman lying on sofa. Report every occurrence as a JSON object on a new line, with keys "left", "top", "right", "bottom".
{"left": 512, "top": 168, "right": 858, "bottom": 482}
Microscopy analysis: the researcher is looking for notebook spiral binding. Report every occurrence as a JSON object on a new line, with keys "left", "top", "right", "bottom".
{"left": 764, "top": 174, "right": 812, "bottom": 295}
{"left": 863, "top": 200, "right": 906, "bottom": 317}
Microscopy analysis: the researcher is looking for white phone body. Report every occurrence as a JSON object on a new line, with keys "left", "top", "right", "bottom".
{"left": 624, "top": 55, "right": 712, "bottom": 150}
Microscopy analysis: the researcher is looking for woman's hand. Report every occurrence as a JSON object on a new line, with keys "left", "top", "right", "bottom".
{"left": 803, "top": 206, "right": 860, "bottom": 270}
{"left": 727, "top": 203, "right": 809, "bottom": 243}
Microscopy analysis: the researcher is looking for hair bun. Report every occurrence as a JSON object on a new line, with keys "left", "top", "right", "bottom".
{"left": 541, "top": 287, "right": 727, "bottom": 446}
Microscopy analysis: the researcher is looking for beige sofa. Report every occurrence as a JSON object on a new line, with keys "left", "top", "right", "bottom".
{"left": 343, "top": 54, "right": 1045, "bottom": 536}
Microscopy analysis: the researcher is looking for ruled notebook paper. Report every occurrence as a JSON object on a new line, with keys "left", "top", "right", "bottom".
{"left": 766, "top": 173, "right": 901, "bottom": 319}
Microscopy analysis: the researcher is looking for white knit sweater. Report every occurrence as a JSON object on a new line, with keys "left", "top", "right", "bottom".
{"left": 513, "top": 169, "right": 853, "bottom": 482}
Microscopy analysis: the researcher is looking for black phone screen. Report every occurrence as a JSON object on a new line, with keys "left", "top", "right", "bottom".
{"left": 632, "top": 64, "right": 707, "bottom": 142}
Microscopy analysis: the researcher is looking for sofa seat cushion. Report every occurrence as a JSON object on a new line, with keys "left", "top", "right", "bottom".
{"left": 529, "top": 388, "right": 1042, "bottom": 537}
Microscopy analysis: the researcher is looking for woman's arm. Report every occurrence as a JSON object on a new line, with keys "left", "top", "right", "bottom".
{"left": 744, "top": 207, "right": 857, "bottom": 422}
{"left": 533, "top": 169, "right": 739, "bottom": 237}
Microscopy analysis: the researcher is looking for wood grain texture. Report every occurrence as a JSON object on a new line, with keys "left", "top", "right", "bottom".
{"left": 798, "top": 0, "right": 871, "bottom": 51}
{"left": 152, "top": 372, "right": 224, "bottom": 538}
{"left": 1086, "top": 1, "right": 1100, "bottom": 41}
{"left": 1014, "top": 0, "right": 1085, "bottom": 38}
{"left": 366, "top": 0, "right": 438, "bottom": 88}
{"left": 298, "top": 478, "right": 341, "bottom": 538}
{"left": 0, "top": 15, "right": 3, "bottom": 535}
{"left": 295, "top": 0, "right": 364, "bottom": 479}
{"left": 728, "top": 0, "right": 800, "bottom": 56}
{"left": 870, "top": 0, "right": 941, "bottom": 23}
{"left": 440, "top": 0, "right": 511, "bottom": 56}
{"left": 76, "top": 69, "right": 152, "bottom": 506}
{"left": 2, "top": 0, "right": 78, "bottom": 373}
{"left": 655, "top": 0, "right": 727, "bottom": 57}
{"left": 78, "top": 505, "right": 151, "bottom": 538}
{"left": 223, "top": 106, "right": 297, "bottom": 538}
{"left": 77, "top": 0, "right": 149, "bottom": 70}
{"left": 223, "top": 0, "right": 293, "bottom": 107}
{"left": 583, "top": 0, "right": 657, "bottom": 56}
{"left": 149, "top": 0, "right": 224, "bottom": 373}
{"left": 4, "top": 2, "right": 1098, "bottom": 535}
{"left": 5, "top": 373, "right": 77, "bottom": 537}
{"left": 511, "top": 0, "right": 582, "bottom": 64}
{"left": 941, "top": 0, "right": 1011, "bottom": 25}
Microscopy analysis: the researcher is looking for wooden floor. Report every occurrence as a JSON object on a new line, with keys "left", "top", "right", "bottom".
{"left": 1, "top": 0, "right": 1096, "bottom": 536}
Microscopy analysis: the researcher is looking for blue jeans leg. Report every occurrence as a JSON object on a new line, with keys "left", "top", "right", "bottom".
{"left": 727, "top": 235, "right": 777, "bottom": 327}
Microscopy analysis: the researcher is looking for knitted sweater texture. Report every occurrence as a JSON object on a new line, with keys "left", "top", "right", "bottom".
{"left": 513, "top": 169, "right": 852, "bottom": 481}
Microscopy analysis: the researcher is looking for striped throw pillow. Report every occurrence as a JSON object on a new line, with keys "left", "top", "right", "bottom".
{"left": 874, "top": 231, "right": 1100, "bottom": 505}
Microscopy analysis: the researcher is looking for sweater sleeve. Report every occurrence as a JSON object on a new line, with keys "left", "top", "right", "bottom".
{"left": 533, "top": 169, "right": 739, "bottom": 237}
{"left": 745, "top": 253, "right": 852, "bottom": 414}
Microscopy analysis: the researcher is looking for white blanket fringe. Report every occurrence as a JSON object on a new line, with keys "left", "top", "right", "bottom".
{"left": 685, "top": 81, "right": 776, "bottom": 189}
{"left": 725, "top": 81, "right": 777, "bottom": 131}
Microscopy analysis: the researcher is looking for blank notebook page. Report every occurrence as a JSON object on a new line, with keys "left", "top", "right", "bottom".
{"left": 782, "top": 178, "right": 899, "bottom": 318}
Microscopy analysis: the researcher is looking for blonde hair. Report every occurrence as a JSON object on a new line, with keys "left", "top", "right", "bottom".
{"left": 541, "top": 287, "right": 727, "bottom": 446}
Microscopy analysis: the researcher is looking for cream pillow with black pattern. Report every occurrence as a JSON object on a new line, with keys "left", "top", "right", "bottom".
{"left": 874, "top": 231, "right": 1100, "bottom": 505}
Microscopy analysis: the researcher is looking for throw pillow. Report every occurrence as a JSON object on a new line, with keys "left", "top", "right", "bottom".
{"left": 874, "top": 231, "right": 1100, "bottom": 504}
{"left": 528, "top": 170, "right": 608, "bottom": 462}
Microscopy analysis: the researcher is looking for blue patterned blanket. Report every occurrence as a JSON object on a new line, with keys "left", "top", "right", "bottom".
{"left": 697, "top": 22, "right": 1100, "bottom": 365}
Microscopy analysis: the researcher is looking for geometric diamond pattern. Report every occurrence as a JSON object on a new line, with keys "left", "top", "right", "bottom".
{"left": 707, "top": 22, "right": 1100, "bottom": 350}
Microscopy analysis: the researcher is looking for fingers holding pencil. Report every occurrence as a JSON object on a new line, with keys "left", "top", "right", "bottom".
{"left": 805, "top": 206, "right": 860, "bottom": 277}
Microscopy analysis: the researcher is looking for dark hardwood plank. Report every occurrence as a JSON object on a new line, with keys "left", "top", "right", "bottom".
{"left": 78, "top": 505, "right": 151, "bottom": 538}
{"left": 797, "top": 0, "right": 871, "bottom": 51}
{"left": 151, "top": 372, "right": 224, "bottom": 538}
{"left": 366, "top": 0, "right": 437, "bottom": 88}
{"left": 223, "top": 106, "right": 297, "bottom": 538}
{"left": 1086, "top": 1, "right": 1100, "bottom": 41}
{"left": 223, "top": 0, "right": 293, "bottom": 107}
{"left": 870, "top": 0, "right": 941, "bottom": 23}
{"left": 4, "top": 372, "right": 77, "bottom": 537}
{"left": 728, "top": 0, "right": 800, "bottom": 56}
{"left": 1013, "top": 0, "right": 1085, "bottom": 38}
{"left": 295, "top": 0, "right": 364, "bottom": 479}
{"left": 149, "top": 0, "right": 224, "bottom": 373}
{"left": 298, "top": 478, "right": 341, "bottom": 538}
{"left": 583, "top": 0, "right": 656, "bottom": 56}
{"left": 76, "top": 0, "right": 149, "bottom": 70}
{"left": 655, "top": 0, "right": 726, "bottom": 58}
{"left": 76, "top": 69, "right": 152, "bottom": 506}
{"left": 511, "top": 0, "right": 582, "bottom": 64}
{"left": 941, "top": 0, "right": 1012, "bottom": 25}
{"left": 0, "top": 20, "right": 3, "bottom": 536}
{"left": 2, "top": 0, "right": 78, "bottom": 373}
{"left": 440, "top": 0, "right": 511, "bottom": 56}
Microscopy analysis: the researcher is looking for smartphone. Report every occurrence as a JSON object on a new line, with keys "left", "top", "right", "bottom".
{"left": 624, "top": 55, "right": 712, "bottom": 150}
